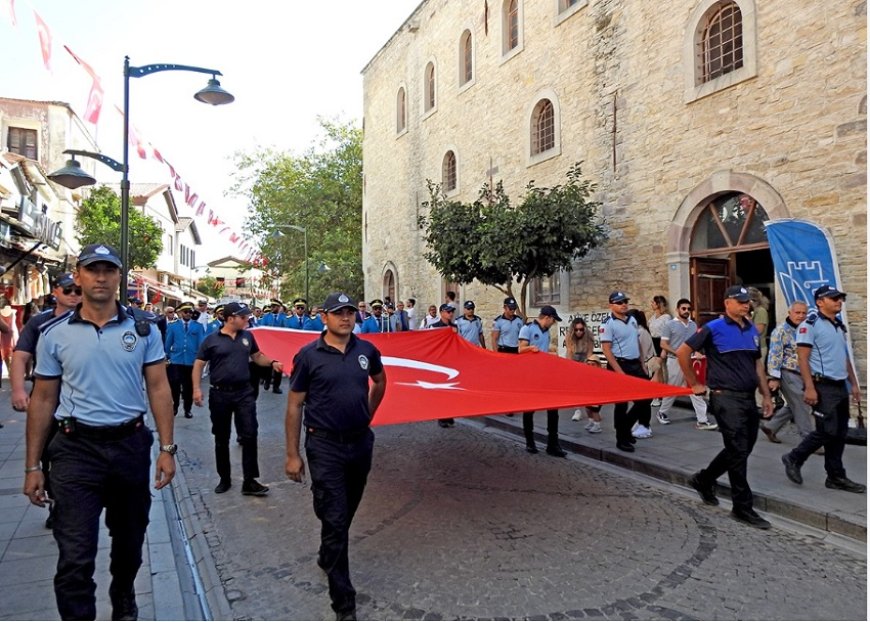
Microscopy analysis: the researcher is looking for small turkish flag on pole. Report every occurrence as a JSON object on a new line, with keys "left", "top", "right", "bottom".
{"left": 84, "top": 80, "right": 103, "bottom": 124}
{"left": 33, "top": 11, "right": 51, "bottom": 71}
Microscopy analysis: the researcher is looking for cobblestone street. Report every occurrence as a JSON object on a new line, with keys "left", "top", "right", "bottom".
{"left": 172, "top": 390, "right": 867, "bottom": 621}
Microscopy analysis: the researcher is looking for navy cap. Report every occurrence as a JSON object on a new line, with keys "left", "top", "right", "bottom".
{"left": 814, "top": 284, "right": 846, "bottom": 300}
{"left": 77, "top": 243, "right": 122, "bottom": 268}
{"left": 53, "top": 272, "right": 75, "bottom": 288}
{"left": 322, "top": 292, "right": 357, "bottom": 313}
{"left": 724, "top": 286, "right": 751, "bottom": 302}
{"left": 609, "top": 291, "right": 630, "bottom": 304}
{"left": 464, "top": 300, "right": 476, "bottom": 309}
{"left": 439, "top": 303, "right": 455, "bottom": 312}
{"left": 540, "top": 305, "right": 563, "bottom": 321}
{"left": 176, "top": 302, "right": 195, "bottom": 312}
{"left": 223, "top": 302, "right": 252, "bottom": 317}
{"left": 503, "top": 297, "right": 518, "bottom": 308}
{"left": 292, "top": 297, "right": 307, "bottom": 306}
{"left": 370, "top": 299, "right": 384, "bottom": 308}
{"left": 270, "top": 298, "right": 284, "bottom": 307}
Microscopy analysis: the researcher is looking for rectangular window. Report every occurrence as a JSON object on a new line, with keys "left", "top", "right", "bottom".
{"left": 7, "top": 127, "right": 37, "bottom": 159}
{"left": 235, "top": 277, "right": 246, "bottom": 288}
{"left": 531, "top": 273, "right": 561, "bottom": 306}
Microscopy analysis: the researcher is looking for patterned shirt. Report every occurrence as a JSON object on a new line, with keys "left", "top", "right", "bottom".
{"left": 766, "top": 319, "right": 800, "bottom": 379}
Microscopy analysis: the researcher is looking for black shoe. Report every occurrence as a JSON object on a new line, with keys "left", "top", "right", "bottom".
{"left": 242, "top": 480, "right": 270, "bottom": 496}
{"left": 446, "top": 418, "right": 455, "bottom": 427}
{"left": 272, "top": 387, "right": 283, "bottom": 394}
{"left": 628, "top": 436, "right": 637, "bottom": 444}
{"left": 731, "top": 508, "right": 771, "bottom": 530}
{"left": 316, "top": 554, "right": 327, "bottom": 573}
{"left": 546, "top": 445, "right": 567, "bottom": 458}
{"left": 336, "top": 610, "right": 357, "bottom": 621}
{"left": 263, "top": 384, "right": 271, "bottom": 391}
{"left": 616, "top": 441, "right": 635, "bottom": 452}
{"left": 111, "top": 593, "right": 138, "bottom": 621}
{"left": 438, "top": 420, "right": 450, "bottom": 428}
{"left": 782, "top": 453, "right": 803, "bottom": 485}
{"left": 525, "top": 443, "right": 539, "bottom": 454}
{"left": 44, "top": 507, "right": 55, "bottom": 529}
{"left": 825, "top": 476, "right": 866, "bottom": 493}
{"left": 688, "top": 472, "right": 718, "bottom": 506}
{"left": 184, "top": 412, "right": 193, "bottom": 419}
{"left": 214, "top": 479, "right": 231, "bottom": 494}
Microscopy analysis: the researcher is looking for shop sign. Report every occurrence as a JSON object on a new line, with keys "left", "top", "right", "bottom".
{"left": 17, "top": 196, "right": 63, "bottom": 249}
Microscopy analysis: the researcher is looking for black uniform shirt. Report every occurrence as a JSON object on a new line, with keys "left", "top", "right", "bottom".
{"left": 196, "top": 329, "right": 260, "bottom": 385}
{"left": 14, "top": 309, "right": 55, "bottom": 355}
{"left": 684, "top": 315, "right": 761, "bottom": 392}
{"left": 290, "top": 333, "right": 383, "bottom": 432}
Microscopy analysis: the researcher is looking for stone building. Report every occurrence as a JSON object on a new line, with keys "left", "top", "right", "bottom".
{"left": 361, "top": 0, "right": 866, "bottom": 372}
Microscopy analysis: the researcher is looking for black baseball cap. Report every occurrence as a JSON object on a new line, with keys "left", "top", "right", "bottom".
{"left": 77, "top": 244, "right": 122, "bottom": 268}
{"left": 464, "top": 300, "right": 475, "bottom": 309}
{"left": 322, "top": 292, "right": 357, "bottom": 313}
{"left": 503, "top": 297, "right": 518, "bottom": 309}
{"left": 439, "top": 303, "right": 454, "bottom": 312}
{"left": 724, "top": 286, "right": 751, "bottom": 302}
{"left": 52, "top": 272, "right": 75, "bottom": 288}
{"left": 540, "top": 305, "right": 563, "bottom": 321}
{"left": 223, "top": 302, "right": 252, "bottom": 317}
{"left": 814, "top": 285, "right": 846, "bottom": 300}
{"left": 609, "top": 291, "right": 630, "bottom": 304}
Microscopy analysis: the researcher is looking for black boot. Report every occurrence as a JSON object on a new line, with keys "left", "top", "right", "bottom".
{"left": 522, "top": 412, "right": 538, "bottom": 453}
{"left": 545, "top": 410, "right": 566, "bottom": 457}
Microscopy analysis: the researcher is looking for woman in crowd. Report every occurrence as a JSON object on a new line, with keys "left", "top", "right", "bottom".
{"left": 648, "top": 295, "right": 672, "bottom": 404}
{"left": 627, "top": 309, "right": 658, "bottom": 438}
{"left": 565, "top": 317, "right": 603, "bottom": 433}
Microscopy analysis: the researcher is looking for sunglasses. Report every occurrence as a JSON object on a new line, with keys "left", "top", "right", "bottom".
{"left": 295, "top": 305, "right": 306, "bottom": 310}
{"left": 62, "top": 286, "right": 83, "bottom": 296}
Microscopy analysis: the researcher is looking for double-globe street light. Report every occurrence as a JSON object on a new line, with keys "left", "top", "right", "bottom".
{"left": 49, "top": 56, "right": 233, "bottom": 299}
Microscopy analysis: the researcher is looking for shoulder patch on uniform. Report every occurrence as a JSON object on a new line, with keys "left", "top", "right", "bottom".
{"left": 38, "top": 310, "right": 74, "bottom": 335}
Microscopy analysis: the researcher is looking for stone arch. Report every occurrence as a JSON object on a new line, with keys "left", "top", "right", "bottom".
{"left": 382, "top": 261, "right": 398, "bottom": 302}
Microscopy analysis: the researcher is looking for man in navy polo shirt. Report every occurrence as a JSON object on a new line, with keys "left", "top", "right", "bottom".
{"left": 23, "top": 243, "right": 177, "bottom": 620}
{"left": 286, "top": 292, "right": 387, "bottom": 621}
{"left": 677, "top": 285, "right": 774, "bottom": 529}
{"left": 428, "top": 304, "right": 458, "bottom": 428}
{"left": 520, "top": 306, "right": 567, "bottom": 457}
{"left": 781, "top": 285, "right": 864, "bottom": 493}
{"left": 193, "top": 302, "right": 283, "bottom": 496}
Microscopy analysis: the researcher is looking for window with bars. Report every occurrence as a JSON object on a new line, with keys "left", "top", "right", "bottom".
{"left": 699, "top": 2, "right": 743, "bottom": 83}
{"left": 442, "top": 151, "right": 457, "bottom": 192}
{"left": 7, "top": 127, "right": 37, "bottom": 160}
{"left": 424, "top": 63, "right": 436, "bottom": 112}
{"left": 461, "top": 30, "right": 473, "bottom": 85}
{"left": 531, "top": 99, "right": 555, "bottom": 155}
{"left": 505, "top": 0, "right": 519, "bottom": 52}
{"left": 531, "top": 272, "right": 561, "bottom": 306}
{"left": 396, "top": 87, "right": 407, "bottom": 133}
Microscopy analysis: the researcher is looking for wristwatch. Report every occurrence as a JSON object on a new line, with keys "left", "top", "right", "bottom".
{"left": 160, "top": 443, "right": 178, "bottom": 455}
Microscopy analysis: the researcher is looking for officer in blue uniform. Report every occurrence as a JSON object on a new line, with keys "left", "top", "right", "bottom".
{"left": 677, "top": 285, "right": 774, "bottom": 529}
{"left": 259, "top": 298, "right": 286, "bottom": 327}
{"left": 519, "top": 306, "right": 567, "bottom": 456}
{"left": 491, "top": 297, "right": 524, "bottom": 353}
{"left": 286, "top": 292, "right": 387, "bottom": 622}
{"left": 304, "top": 304, "right": 325, "bottom": 332}
{"left": 164, "top": 301, "right": 206, "bottom": 418}
{"left": 781, "top": 285, "right": 864, "bottom": 493}
{"left": 360, "top": 299, "right": 391, "bottom": 333}
{"left": 206, "top": 304, "right": 225, "bottom": 335}
{"left": 455, "top": 300, "right": 485, "bottom": 347}
{"left": 428, "top": 304, "right": 458, "bottom": 428}
{"left": 600, "top": 291, "right": 652, "bottom": 452}
{"left": 284, "top": 297, "right": 309, "bottom": 330}
{"left": 23, "top": 244, "right": 176, "bottom": 620}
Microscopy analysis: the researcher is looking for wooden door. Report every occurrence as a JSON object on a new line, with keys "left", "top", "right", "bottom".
{"left": 691, "top": 257, "right": 731, "bottom": 325}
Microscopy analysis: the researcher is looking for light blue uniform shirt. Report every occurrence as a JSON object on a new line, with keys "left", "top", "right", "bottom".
{"left": 796, "top": 313, "right": 849, "bottom": 380}
{"left": 518, "top": 320, "right": 550, "bottom": 351}
{"left": 492, "top": 314, "right": 524, "bottom": 348}
{"left": 455, "top": 314, "right": 484, "bottom": 345}
{"left": 36, "top": 305, "right": 166, "bottom": 426}
{"left": 600, "top": 313, "right": 641, "bottom": 359}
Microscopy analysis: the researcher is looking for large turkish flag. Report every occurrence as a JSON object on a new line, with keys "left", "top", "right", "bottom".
{"left": 253, "top": 327, "right": 692, "bottom": 427}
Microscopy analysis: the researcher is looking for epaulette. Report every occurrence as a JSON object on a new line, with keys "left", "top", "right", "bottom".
{"left": 38, "top": 310, "right": 74, "bottom": 335}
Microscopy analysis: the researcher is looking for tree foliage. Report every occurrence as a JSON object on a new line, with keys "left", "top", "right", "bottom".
{"left": 231, "top": 118, "right": 362, "bottom": 304}
{"left": 418, "top": 163, "right": 607, "bottom": 317}
{"left": 195, "top": 275, "right": 224, "bottom": 299}
{"left": 74, "top": 185, "right": 163, "bottom": 270}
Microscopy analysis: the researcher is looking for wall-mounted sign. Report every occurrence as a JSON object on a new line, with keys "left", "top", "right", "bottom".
{"left": 17, "top": 196, "right": 62, "bottom": 249}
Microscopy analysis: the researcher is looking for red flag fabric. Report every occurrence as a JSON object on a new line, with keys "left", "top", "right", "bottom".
{"left": 84, "top": 80, "right": 103, "bottom": 124}
{"left": 252, "top": 327, "right": 692, "bottom": 427}
{"left": 63, "top": 45, "right": 100, "bottom": 81}
{"left": 6, "top": 0, "right": 16, "bottom": 26}
{"left": 33, "top": 11, "right": 51, "bottom": 70}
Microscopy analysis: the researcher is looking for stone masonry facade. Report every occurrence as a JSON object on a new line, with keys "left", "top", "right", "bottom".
{"left": 361, "top": 0, "right": 867, "bottom": 374}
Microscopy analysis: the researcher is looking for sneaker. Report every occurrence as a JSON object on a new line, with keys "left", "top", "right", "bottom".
{"left": 825, "top": 477, "right": 866, "bottom": 493}
{"left": 731, "top": 508, "right": 772, "bottom": 530}
{"left": 587, "top": 421, "right": 602, "bottom": 434}
{"left": 242, "top": 480, "right": 270, "bottom": 496}
{"left": 656, "top": 412, "right": 670, "bottom": 425}
{"left": 111, "top": 592, "right": 139, "bottom": 621}
{"left": 782, "top": 454, "right": 803, "bottom": 485}
{"left": 695, "top": 421, "right": 718, "bottom": 431}
{"left": 651, "top": 398, "right": 662, "bottom": 406}
{"left": 572, "top": 409, "right": 583, "bottom": 422}
{"left": 632, "top": 425, "right": 652, "bottom": 439}
{"left": 688, "top": 472, "right": 718, "bottom": 506}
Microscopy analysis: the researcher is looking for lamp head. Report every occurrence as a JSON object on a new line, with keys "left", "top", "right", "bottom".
{"left": 47, "top": 158, "right": 97, "bottom": 190}
{"left": 194, "top": 77, "right": 235, "bottom": 105}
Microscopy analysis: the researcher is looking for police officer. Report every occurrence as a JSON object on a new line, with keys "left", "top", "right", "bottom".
{"left": 259, "top": 300, "right": 286, "bottom": 393}
{"left": 360, "top": 299, "right": 391, "bottom": 333}
{"left": 491, "top": 297, "right": 524, "bottom": 353}
{"left": 601, "top": 291, "right": 652, "bottom": 451}
{"left": 286, "top": 293, "right": 387, "bottom": 622}
{"left": 429, "top": 304, "right": 458, "bottom": 428}
{"left": 193, "top": 302, "right": 282, "bottom": 496}
{"left": 23, "top": 244, "right": 176, "bottom": 620}
{"left": 164, "top": 301, "right": 206, "bottom": 418}
{"left": 781, "top": 285, "right": 865, "bottom": 493}
{"left": 519, "top": 306, "right": 567, "bottom": 456}
{"left": 304, "top": 304, "right": 325, "bottom": 332}
{"left": 455, "top": 300, "right": 485, "bottom": 347}
{"left": 285, "top": 297, "right": 309, "bottom": 329}
{"left": 677, "top": 285, "right": 774, "bottom": 529}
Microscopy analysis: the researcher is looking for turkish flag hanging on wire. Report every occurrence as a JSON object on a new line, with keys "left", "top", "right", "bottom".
{"left": 252, "top": 327, "right": 692, "bottom": 427}
{"left": 5, "top": 0, "right": 16, "bottom": 26}
{"left": 63, "top": 46, "right": 105, "bottom": 124}
{"left": 33, "top": 10, "right": 51, "bottom": 71}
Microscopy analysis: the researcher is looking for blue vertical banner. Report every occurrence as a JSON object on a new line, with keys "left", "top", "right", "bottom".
{"left": 764, "top": 219, "right": 843, "bottom": 307}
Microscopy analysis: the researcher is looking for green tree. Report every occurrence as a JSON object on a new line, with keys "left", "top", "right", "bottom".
{"left": 418, "top": 163, "right": 608, "bottom": 318}
{"left": 74, "top": 185, "right": 163, "bottom": 269}
{"left": 231, "top": 118, "right": 362, "bottom": 304}
{"left": 195, "top": 275, "right": 225, "bottom": 299}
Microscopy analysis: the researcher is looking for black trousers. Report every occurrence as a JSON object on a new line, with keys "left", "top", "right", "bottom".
{"left": 168, "top": 363, "right": 194, "bottom": 415}
{"left": 789, "top": 380, "right": 850, "bottom": 479}
{"left": 47, "top": 425, "right": 153, "bottom": 620}
{"left": 611, "top": 358, "right": 653, "bottom": 443}
{"left": 698, "top": 392, "right": 760, "bottom": 512}
{"left": 305, "top": 429, "right": 374, "bottom": 615}
{"left": 262, "top": 367, "right": 282, "bottom": 390}
{"left": 209, "top": 386, "right": 260, "bottom": 481}
{"left": 522, "top": 410, "right": 560, "bottom": 448}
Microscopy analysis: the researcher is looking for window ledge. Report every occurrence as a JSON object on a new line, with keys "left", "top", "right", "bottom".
{"left": 685, "top": 65, "right": 757, "bottom": 103}
{"left": 395, "top": 127, "right": 408, "bottom": 139}
{"left": 554, "top": 0, "right": 588, "bottom": 26}
{"left": 458, "top": 77, "right": 476, "bottom": 95}
{"left": 500, "top": 44, "right": 524, "bottom": 66}
{"left": 422, "top": 105, "right": 438, "bottom": 121}
{"left": 527, "top": 146, "right": 561, "bottom": 168}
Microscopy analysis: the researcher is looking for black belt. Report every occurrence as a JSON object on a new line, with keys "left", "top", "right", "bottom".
{"left": 616, "top": 357, "right": 640, "bottom": 363}
{"left": 306, "top": 426, "right": 369, "bottom": 443}
{"left": 211, "top": 382, "right": 250, "bottom": 392}
{"left": 710, "top": 389, "right": 756, "bottom": 399}
{"left": 812, "top": 374, "right": 846, "bottom": 386}
{"left": 497, "top": 346, "right": 519, "bottom": 353}
{"left": 61, "top": 415, "right": 145, "bottom": 441}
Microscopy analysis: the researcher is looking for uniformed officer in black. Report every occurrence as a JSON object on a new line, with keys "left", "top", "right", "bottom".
{"left": 677, "top": 285, "right": 774, "bottom": 529}
{"left": 781, "top": 285, "right": 865, "bottom": 493}
{"left": 193, "top": 302, "right": 283, "bottom": 496}
{"left": 429, "top": 303, "right": 458, "bottom": 428}
{"left": 286, "top": 292, "right": 387, "bottom": 621}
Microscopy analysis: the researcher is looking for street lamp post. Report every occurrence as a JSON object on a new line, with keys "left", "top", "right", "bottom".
{"left": 273, "top": 224, "right": 308, "bottom": 304}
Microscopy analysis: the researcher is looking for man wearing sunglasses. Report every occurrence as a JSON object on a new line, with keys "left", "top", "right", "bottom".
{"left": 285, "top": 297, "right": 309, "bottom": 330}
{"left": 164, "top": 302, "right": 206, "bottom": 418}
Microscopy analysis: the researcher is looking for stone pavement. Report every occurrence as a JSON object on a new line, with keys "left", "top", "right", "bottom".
{"left": 0, "top": 396, "right": 203, "bottom": 621}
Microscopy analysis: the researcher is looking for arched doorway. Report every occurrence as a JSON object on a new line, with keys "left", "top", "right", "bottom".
{"left": 690, "top": 193, "right": 773, "bottom": 325}
{"left": 382, "top": 266, "right": 396, "bottom": 305}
